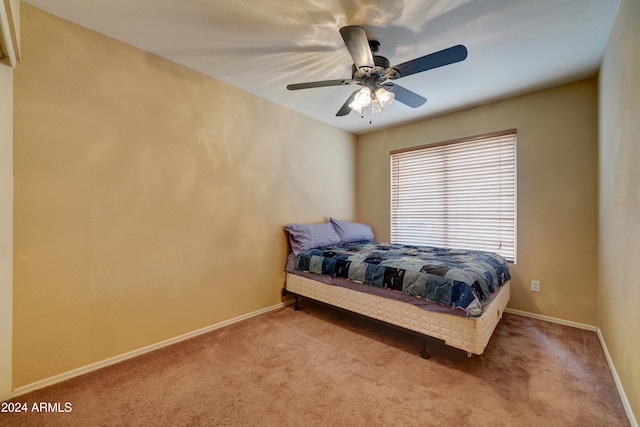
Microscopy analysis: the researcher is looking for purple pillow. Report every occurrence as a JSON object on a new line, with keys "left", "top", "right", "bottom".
{"left": 330, "top": 218, "right": 374, "bottom": 244}
{"left": 284, "top": 222, "right": 341, "bottom": 256}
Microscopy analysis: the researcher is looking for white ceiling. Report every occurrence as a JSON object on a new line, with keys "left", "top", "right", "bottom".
{"left": 24, "top": 0, "right": 620, "bottom": 135}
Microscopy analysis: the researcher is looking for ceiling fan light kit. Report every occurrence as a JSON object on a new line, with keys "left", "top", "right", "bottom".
{"left": 286, "top": 25, "right": 467, "bottom": 118}
{"left": 375, "top": 87, "right": 395, "bottom": 109}
{"left": 348, "top": 87, "right": 371, "bottom": 114}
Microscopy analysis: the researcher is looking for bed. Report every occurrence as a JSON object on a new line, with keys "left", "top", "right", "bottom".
{"left": 282, "top": 219, "right": 511, "bottom": 358}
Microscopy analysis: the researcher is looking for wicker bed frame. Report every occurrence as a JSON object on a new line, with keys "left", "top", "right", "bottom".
{"left": 284, "top": 272, "right": 510, "bottom": 357}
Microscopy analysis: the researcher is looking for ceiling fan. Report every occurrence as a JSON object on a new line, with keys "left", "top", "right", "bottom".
{"left": 287, "top": 26, "right": 468, "bottom": 117}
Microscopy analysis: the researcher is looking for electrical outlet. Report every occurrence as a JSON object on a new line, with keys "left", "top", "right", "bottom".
{"left": 531, "top": 280, "right": 540, "bottom": 292}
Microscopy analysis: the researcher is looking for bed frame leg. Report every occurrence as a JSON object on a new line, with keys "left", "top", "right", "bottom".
{"left": 420, "top": 338, "right": 430, "bottom": 359}
{"left": 293, "top": 295, "right": 300, "bottom": 311}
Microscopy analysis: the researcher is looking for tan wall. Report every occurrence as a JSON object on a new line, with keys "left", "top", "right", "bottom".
{"left": 0, "top": 55, "right": 13, "bottom": 400}
{"left": 1, "top": 0, "right": 20, "bottom": 400}
{"left": 13, "top": 4, "right": 356, "bottom": 388}
{"left": 357, "top": 79, "right": 598, "bottom": 326}
{"left": 1, "top": 0, "right": 18, "bottom": 403}
{"left": 599, "top": 0, "right": 640, "bottom": 421}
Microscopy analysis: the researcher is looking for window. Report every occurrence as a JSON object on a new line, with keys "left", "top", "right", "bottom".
{"left": 390, "top": 130, "right": 516, "bottom": 262}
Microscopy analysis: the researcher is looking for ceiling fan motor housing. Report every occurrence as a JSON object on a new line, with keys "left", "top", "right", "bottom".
{"left": 352, "top": 55, "right": 398, "bottom": 83}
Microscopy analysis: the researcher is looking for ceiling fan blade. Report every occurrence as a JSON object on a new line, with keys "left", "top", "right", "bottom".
{"left": 336, "top": 90, "right": 360, "bottom": 116}
{"left": 287, "top": 79, "right": 353, "bottom": 90}
{"left": 391, "top": 44, "right": 468, "bottom": 79}
{"left": 386, "top": 84, "right": 427, "bottom": 108}
{"left": 339, "top": 26, "right": 374, "bottom": 70}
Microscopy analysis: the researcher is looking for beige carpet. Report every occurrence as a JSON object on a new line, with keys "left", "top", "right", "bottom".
{"left": 1, "top": 299, "right": 630, "bottom": 426}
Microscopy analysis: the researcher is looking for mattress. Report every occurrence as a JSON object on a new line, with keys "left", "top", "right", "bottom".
{"left": 289, "top": 241, "right": 511, "bottom": 316}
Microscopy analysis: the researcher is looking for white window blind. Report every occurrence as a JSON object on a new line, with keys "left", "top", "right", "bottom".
{"left": 390, "top": 130, "right": 517, "bottom": 262}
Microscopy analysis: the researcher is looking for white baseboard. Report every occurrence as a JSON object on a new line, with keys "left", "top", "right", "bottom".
{"left": 9, "top": 301, "right": 292, "bottom": 399}
{"left": 597, "top": 329, "right": 638, "bottom": 427}
{"left": 503, "top": 308, "right": 597, "bottom": 331}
